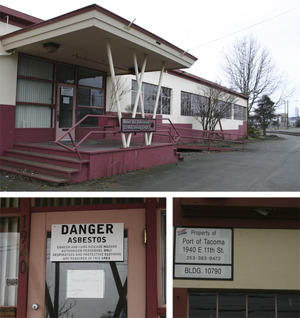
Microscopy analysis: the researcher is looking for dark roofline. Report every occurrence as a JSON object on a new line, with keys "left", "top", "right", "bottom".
{"left": 0, "top": 4, "right": 198, "bottom": 62}
{"left": 168, "top": 69, "right": 248, "bottom": 100}
{"left": 0, "top": 5, "right": 43, "bottom": 28}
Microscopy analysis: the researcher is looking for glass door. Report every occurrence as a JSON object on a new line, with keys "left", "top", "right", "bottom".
{"left": 26, "top": 210, "right": 146, "bottom": 318}
{"left": 56, "top": 83, "right": 76, "bottom": 140}
{"left": 45, "top": 232, "right": 128, "bottom": 318}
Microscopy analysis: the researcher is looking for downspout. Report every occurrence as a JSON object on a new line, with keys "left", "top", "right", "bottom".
{"left": 0, "top": 41, "right": 14, "bottom": 56}
{"left": 0, "top": 51, "right": 13, "bottom": 56}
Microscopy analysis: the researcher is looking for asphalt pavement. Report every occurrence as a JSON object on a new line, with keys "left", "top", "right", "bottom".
{"left": 0, "top": 132, "right": 299, "bottom": 192}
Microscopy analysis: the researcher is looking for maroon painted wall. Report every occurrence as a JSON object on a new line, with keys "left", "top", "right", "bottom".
{"left": 0, "top": 105, "right": 15, "bottom": 155}
{"left": 15, "top": 128, "right": 55, "bottom": 143}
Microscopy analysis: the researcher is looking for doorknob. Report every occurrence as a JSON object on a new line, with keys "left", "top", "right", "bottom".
{"left": 32, "top": 303, "right": 39, "bottom": 310}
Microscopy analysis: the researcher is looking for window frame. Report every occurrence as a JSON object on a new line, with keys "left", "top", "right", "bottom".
{"left": 131, "top": 80, "right": 171, "bottom": 115}
{"left": 16, "top": 55, "right": 55, "bottom": 128}
{"left": 188, "top": 291, "right": 300, "bottom": 318}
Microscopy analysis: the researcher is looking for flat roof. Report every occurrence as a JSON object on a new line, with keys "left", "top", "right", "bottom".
{"left": 168, "top": 69, "right": 248, "bottom": 100}
{"left": 0, "top": 5, "right": 43, "bottom": 28}
{"left": 1, "top": 4, "right": 197, "bottom": 74}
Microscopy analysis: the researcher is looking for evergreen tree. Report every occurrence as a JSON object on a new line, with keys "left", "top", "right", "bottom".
{"left": 254, "top": 95, "right": 276, "bottom": 136}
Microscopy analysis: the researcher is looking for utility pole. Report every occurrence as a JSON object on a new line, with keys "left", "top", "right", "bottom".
{"left": 286, "top": 100, "right": 289, "bottom": 129}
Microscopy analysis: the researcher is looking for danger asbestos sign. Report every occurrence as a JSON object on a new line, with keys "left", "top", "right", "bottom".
{"left": 50, "top": 223, "right": 124, "bottom": 262}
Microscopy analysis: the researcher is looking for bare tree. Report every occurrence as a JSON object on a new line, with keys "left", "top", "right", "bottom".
{"left": 193, "top": 84, "right": 237, "bottom": 135}
{"left": 222, "top": 34, "right": 292, "bottom": 114}
{"left": 109, "top": 77, "right": 131, "bottom": 112}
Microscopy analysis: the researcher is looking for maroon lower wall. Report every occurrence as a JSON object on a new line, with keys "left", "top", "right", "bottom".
{"left": 0, "top": 105, "right": 15, "bottom": 156}
{"left": 15, "top": 128, "right": 55, "bottom": 143}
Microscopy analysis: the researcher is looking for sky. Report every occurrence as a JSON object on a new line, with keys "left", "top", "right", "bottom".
{"left": 2, "top": 0, "right": 300, "bottom": 116}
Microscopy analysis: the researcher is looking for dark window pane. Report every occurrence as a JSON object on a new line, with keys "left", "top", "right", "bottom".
{"left": 278, "top": 293, "right": 300, "bottom": 317}
{"left": 58, "top": 64, "right": 75, "bottom": 84}
{"left": 248, "top": 293, "right": 275, "bottom": 317}
{"left": 78, "top": 68, "right": 104, "bottom": 88}
{"left": 78, "top": 87, "right": 103, "bottom": 108}
{"left": 219, "top": 293, "right": 246, "bottom": 318}
{"left": 77, "top": 107, "right": 103, "bottom": 127}
{"left": 189, "top": 292, "right": 216, "bottom": 318}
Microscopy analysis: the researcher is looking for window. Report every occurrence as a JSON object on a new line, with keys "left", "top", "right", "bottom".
{"left": 217, "top": 101, "right": 232, "bottom": 119}
{"left": 189, "top": 292, "right": 300, "bottom": 318}
{"left": 181, "top": 91, "right": 208, "bottom": 117}
{"left": 16, "top": 55, "right": 54, "bottom": 128}
{"left": 234, "top": 105, "right": 247, "bottom": 120}
{"left": 45, "top": 231, "right": 128, "bottom": 317}
{"left": 131, "top": 80, "right": 171, "bottom": 115}
{"left": 58, "top": 64, "right": 76, "bottom": 84}
{"left": 77, "top": 68, "right": 105, "bottom": 127}
{"left": 0, "top": 217, "right": 20, "bottom": 306}
{"left": 189, "top": 292, "right": 216, "bottom": 317}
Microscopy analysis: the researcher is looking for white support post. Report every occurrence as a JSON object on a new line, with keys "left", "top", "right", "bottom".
{"left": 126, "top": 51, "right": 148, "bottom": 147}
{"left": 106, "top": 38, "right": 127, "bottom": 148}
{"left": 148, "top": 61, "right": 165, "bottom": 145}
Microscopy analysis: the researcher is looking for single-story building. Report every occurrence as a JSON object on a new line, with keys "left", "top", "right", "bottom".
{"left": 173, "top": 197, "right": 300, "bottom": 318}
{"left": 0, "top": 197, "right": 166, "bottom": 318}
{"left": 0, "top": 4, "right": 247, "bottom": 184}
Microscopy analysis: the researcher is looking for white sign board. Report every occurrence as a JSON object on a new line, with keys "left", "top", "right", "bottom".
{"left": 67, "top": 270, "right": 105, "bottom": 298}
{"left": 174, "top": 227, "right": 233, "bottom": 280}
{"left": 50, "top": 223, "right": 124, "bottom": 262}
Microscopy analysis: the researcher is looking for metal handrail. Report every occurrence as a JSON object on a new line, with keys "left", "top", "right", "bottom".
{"left": 55, "top": 115, "right": 119, "bottom": 159}
{"left": 55, "top": 115, "right": 245, "bottom": 160}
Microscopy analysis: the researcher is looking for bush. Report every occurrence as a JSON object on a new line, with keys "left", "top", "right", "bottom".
{"left": 296, "top": 119, "right": 300, "bottom": 128}
{"left": 248, "top": 126, "right": 261, "bottom": 137}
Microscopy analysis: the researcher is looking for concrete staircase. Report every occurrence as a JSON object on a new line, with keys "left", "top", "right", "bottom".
{"left": 0, "top": 144, "right": 89, "bottom": 184}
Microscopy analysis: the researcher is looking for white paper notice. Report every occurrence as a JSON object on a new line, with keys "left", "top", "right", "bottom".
{"left": 61, "top": 86, "right": 73, "bottom": 96}
{"left": 63, "top": 97, "right": 70, "bottom": 104}
{"left": 67, "top": 270, "right": 104, "bottom": 298}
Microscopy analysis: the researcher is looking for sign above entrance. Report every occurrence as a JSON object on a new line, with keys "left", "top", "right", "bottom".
{"left": 174, "top": 227, "right": 233, "bottom": 280}
{"left": 50, "top": 223, "right": 124, "bottom": 262}
{"left": 121, "top": 118, "right": 156, "bottom": 133}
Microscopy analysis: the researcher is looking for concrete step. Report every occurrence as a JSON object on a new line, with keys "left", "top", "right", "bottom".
{"left": 4, "top": 149, "right": 89, "bottom": 168}
{"left": 0, "top": 156, "right": 79, "bottom": 180}
{"left": 0, "top": 164, "right": 69, "bottom": 184}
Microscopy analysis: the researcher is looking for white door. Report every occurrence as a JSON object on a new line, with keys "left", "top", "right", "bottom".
{"left": 26, "top": 209, "right": 146, "bottom": 317}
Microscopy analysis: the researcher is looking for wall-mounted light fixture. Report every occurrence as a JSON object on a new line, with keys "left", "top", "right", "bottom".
{"left": 254, "top": 208, "right": 277, "bottom": 216}
{"left": 43, "top": 42, "right": 60, "bottom": 53}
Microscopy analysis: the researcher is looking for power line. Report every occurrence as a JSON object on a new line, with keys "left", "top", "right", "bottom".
{"left": 185, "top": 6, "right": 300, "bottom": 54}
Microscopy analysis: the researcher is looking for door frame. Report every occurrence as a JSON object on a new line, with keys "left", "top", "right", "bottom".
{"left": 56, "top": 83, "right": 77, "bottom": 140}
{"left": 26, "top": 208, "right": 146, "bottom": 317}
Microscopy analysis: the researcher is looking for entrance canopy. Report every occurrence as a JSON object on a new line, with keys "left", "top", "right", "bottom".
{"left": 1, "top": 4, "right": 197, "bottom": 74}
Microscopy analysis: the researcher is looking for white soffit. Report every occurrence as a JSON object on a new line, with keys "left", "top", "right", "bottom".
{"left": 1, "top": 6, "right": 197, "bottom": 74}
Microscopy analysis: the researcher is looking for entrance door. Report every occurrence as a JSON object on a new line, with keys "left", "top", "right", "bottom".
{"left": 26, "top": 209, "right": 146, "bottom": 318}
{"left": 56, "top": 83, "right": 76, "bottom": 140}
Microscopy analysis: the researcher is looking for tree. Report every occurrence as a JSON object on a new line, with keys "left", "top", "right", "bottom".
{"left": 254, "top": 95, "right": 276, "bottom": 136}
{"left": 193, "top": 84, "right": 237, "bottom": 136}
{"left": 222, "top": 34, "right": 292, "bottom": 115}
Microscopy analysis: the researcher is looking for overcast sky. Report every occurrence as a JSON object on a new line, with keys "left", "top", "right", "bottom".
{"left": 2, "top": 0, "right": 300, "bottom": 116}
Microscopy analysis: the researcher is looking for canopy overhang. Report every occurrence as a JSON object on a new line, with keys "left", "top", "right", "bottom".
{"left": 1, "top": 4, "right": 197, "bottom": 74}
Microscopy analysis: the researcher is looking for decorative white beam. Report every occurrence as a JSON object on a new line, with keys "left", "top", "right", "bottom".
{"left": 148, "top": 61, "right": 165, "bottom": 144}
{"left": 126, "top": 51, "right": 148, "bottom": 147}
{"left": 106, "top": 38, "right": 127, "bottom": 148}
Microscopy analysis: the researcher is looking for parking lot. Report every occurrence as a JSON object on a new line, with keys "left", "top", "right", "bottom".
{"left": 1, "top": 132, "right": 299, "bottom": 192}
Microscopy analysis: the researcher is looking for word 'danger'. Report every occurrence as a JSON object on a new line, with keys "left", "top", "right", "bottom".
{"left": 50, "top": 223, "right": 124, "bottom": 262}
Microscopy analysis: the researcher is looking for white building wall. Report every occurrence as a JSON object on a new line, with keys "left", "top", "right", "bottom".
{"left": 0, "top": 21, "right": 21, "bottom": 106}
{"left": 0, "top": 46, "right": 18, "bottom": 105}
{"left": 107, "top": 71, "right": 247, "bottom": 132}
